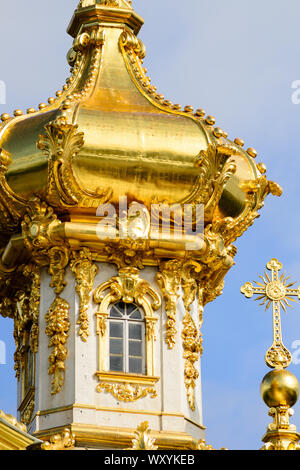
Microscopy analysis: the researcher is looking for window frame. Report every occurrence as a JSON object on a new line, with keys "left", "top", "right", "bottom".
{"left": 108, "top": 302, "right": 146, "bottom": 375}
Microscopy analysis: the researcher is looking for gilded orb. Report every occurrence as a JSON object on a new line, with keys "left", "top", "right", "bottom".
{"left": 261, "top": 369, "right": 299, "bottom": 408}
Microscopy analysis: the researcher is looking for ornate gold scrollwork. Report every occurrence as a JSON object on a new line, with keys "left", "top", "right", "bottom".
{"left": 180, "top": 261, "right": 202, "bottom": 412}
{"left": 96, "top": 383, "right": 157, "bottom": 402}
{"left": 93, "top": 267, "right": 161, "bottom": 399}
{"left": 156, "top": 260, "right": 182, "bottom": 349}
{"left": 37, "top": 118, "right": 111, "bottom": 209}
{"left": 0, "top": 148, "right": 27, "bottom": 233}
{"left": 45, "top": 297, "right": 70, "bottom": 395}
{"left": 41, "top": 428, "right": 75, "bottom": 451}
{"left": 70, "top": 248, "right": 99, "bottom": 342}
{"left": 22, "top": 197, "right": 71, "bottom": 395}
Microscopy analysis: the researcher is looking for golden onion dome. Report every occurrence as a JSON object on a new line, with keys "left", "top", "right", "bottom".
{"left": 0, "top": 0, "right": 281, "bottom": 246}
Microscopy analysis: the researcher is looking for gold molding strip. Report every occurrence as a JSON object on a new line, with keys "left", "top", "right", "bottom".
{"left": 32, "top": 404, "right": 205, "bottom": 430}
{"left": 33, "top": 423, "right": 205, "bottom": 450}
{"left": 95, "top": 372, "right": 159, "bottom": 386}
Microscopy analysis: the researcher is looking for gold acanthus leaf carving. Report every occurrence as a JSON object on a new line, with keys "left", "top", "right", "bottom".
{"left": 191, "top": 439, "right": 228, "bottom": 451}
{"left": 0, "top": 148, "right": 27, "bottom": 232}
{"left": 97, "top": 383, "right": 157, "bottom": 402}
{"left": 156, "top": 260, "right": 182, "bottom": 349}
{"left": 21, "top": 197, "right": 61, "bottom": 262}
{"left": 127, "top": 422, "right": 158, "bottom": 450}
{"left": 48, "top": 246, "right": 69, "bottom": 296}
{"left": 195, "top": 145, "right": 237, "bottom": 221}
{"left": 45, "top": 296, "right": 70, "bottom": 395}
{"left": 70, "top": 248, "right": 99, "bottom": 342}
{"left": 41, "top": 428, "right": 75, "bottom": 451}
{"left": 37, "top": 117, "right": 112, "bottom": 209}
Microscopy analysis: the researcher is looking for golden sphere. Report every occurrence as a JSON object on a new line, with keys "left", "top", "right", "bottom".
{"left": 13, "top": 109, "right": 23, "bottom": 117}
{"left": 1, "top": 113, "right": 10, "bottom": 121}
{"left": 195, "top": 108, "right": 205, "bottom": 117}
{"left": 247, "top": 147, "right": 258, "bottom": 158}
{"left": 261, "top": 369, "right": 299, "bottom": 408}
{"left": 234, "top": 137, "right": 244, "bottom": 147}
{"left": 213, "top": 127, "right": 224, "bottom": 139}
{"left": 205, "top": 115, "right": 215, "bottom": 125}
{"left": 257, "top": 162, "right": 267, "bottom": 174}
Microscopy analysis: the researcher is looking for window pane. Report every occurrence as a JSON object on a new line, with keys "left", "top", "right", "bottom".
{"left": 129, "top": 323, "right": 142, "bottom": 340}
{"left": 115, "top": 302, "right": 126, "bottom": 313}
{"left": 110, "top": 306, "right": 122, "bottom": 318}
{"left": 129, "top": 357, "right": 143, "bottom": 374}
{"left": 129, "top": 340, "right": 142, "bottom": 357}
{"left": 110, "top": 339, "right": 123, "bottom": 355}
{"left": 110, "top": 355, "right": 123, "bottom": 372}
{"left": 110, "top": 321, "right": 123, "bottom": 338}
{"left": 126, "top": 304, "right": 138, "bottom": 316}
{"left": 130, "top": 310, "right": 142, "bottom": 320}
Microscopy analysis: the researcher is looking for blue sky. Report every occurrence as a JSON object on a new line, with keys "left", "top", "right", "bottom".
{"left": 1, "top": 0, "right": 300, "bottom": 450}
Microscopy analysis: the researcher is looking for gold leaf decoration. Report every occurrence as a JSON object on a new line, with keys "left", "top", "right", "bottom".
{"left": 45, "top": 297, "right": 70, "bottom": 395}
{"left": 41, "top": 428, "right": 75, "bottom": 451}
{"left": 70, "top": 248, "right": 99, "bottom": 342}
{"left": 97, "top": 383, "right": 157, "bottom": 402}
{"left": 127, "top": 422, "right": 158, "bottom": 450}
{"left": 156, "top": 260, "right": 182, "bottom": 349}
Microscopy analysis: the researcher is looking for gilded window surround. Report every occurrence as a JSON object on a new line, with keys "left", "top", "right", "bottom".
{"left": 93, "top": 267, "right": 161, "bottom": 400}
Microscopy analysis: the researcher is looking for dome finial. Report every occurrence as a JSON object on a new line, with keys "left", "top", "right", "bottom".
{"left": 77, "top": 0, "right": 133, "bottom": 9}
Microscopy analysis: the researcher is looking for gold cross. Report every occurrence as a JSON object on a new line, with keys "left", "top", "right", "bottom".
{"left": 241, "top": 258, "right": 300, "bottom": 369}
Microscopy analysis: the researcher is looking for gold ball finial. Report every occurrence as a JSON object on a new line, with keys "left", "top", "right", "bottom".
{"left": 261, "top": 369, "right": 299, "bottom": 408}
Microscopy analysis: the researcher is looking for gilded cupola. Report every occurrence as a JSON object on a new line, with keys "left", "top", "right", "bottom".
{"left": 0, "top": 0, "right": 281, "bottom": 249}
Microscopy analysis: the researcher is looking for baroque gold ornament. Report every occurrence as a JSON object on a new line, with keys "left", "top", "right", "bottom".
{"left": 127, "top": 422, "right": 158, "bottom": 450}
{"left": 156, "top": 260, "right": 182, "bottom": 349}
{"left": 41, "top": 428, "right": 75, "bottom": 451}
{"left": 181, "top": 261, "right": 202, "bottom": 411}
{"left": 70, "top": 248, "right": 98, "bottom": 342}
{"left": 97, "top": 383, "right": 157, "bottom": 402}
{"left": 45, "top": 297, "right": 70, "bottom": 395}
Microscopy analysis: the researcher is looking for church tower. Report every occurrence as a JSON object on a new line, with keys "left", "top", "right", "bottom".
{"left": 0, "top": 0, "right": 281, "bottom": 450}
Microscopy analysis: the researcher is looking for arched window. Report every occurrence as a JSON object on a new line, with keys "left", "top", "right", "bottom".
{"left": 21, "top": 326, "right": 35, "bottom": 400}
{"left": 108, "top": 302, "right": 145, "bottom": 375}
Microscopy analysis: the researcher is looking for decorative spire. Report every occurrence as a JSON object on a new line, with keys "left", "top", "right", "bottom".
{"left": 69, "top": 0, "right": 141, "bottom": 38}
{"left": 241, "top": 259, "right": 300, "bottom": 450}
{"left": 78, "top": 0, "right": 132, "bottom": 8}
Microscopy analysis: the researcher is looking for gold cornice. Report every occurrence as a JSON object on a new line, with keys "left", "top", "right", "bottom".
{"left": 33, "top": 423, "right": 205, "bottom": 450}
{"left": 68, "top": 4, "right": 144, "bottom": 38}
